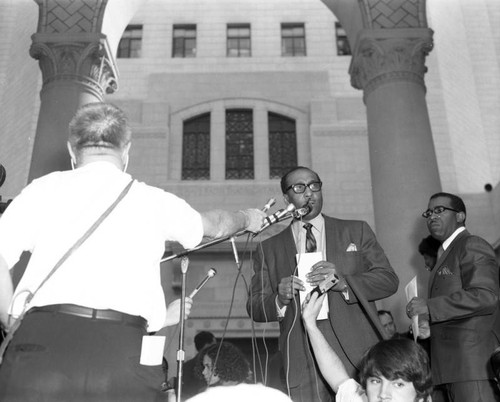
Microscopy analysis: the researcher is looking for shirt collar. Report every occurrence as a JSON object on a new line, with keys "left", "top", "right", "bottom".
{"left": 442, "top": 226, "right": 466, "bottom": 250}
{"left": 76, "top": 161, "right": 123, "bottom": 172}
{"left": 292, "top": 213, "right": 324, "bottom": 232}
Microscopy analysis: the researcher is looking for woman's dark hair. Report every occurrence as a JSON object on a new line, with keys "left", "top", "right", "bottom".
{"left": 418, "top": 235, "right": 441, "bottom": 258}
{"left": 196, "top": 342, "right": 251, "bottom": 385}
{"left": 194, "top": 331, "right": 216, "bottom": 352}
{"left": 358, "top": 338, "right": 433, "bottom": 400}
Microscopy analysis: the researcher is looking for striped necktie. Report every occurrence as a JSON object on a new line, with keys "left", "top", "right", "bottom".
{"left": 437, "top": 245, "right": 444, "bottom": 260}
{"left": 303, "top": 223, "right": 317, "bottom": 253}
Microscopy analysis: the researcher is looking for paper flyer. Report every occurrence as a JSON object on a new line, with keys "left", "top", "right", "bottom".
{"left": 405, "top": 276, "right": 419, "bottom": 341}
{"left": 140, "top": 335, "right": 166, "bottom": 366}
{"left": 296, "top": 252, "right": 329, "bottom": 319}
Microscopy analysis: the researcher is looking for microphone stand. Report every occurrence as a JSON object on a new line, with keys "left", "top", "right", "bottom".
{"left": 175, "top": 256, "right": 189, "bottom": 402}
{"left": 161, "top": 229, "right": 247, "bottom": 263}
{"left": 161, "top": 211, "right": 298, "bottom": 264}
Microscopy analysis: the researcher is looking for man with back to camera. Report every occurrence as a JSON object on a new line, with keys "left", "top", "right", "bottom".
{"left": 247, "top": 166, "right": 399, "bottom": 401}
{"left": 0, "top": 102, "right": 265, "bottom": 401}
{"left": 407, "top": 192, "right": 500, "bottom": 402}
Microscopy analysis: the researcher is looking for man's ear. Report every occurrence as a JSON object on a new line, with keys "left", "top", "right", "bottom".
{"left": 456, "top": 211, "right": 466, "bottom": 224}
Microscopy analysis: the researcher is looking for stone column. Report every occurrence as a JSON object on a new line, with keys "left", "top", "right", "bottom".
{"left": 28, "top": 34, "right": 118, "bottom": 181}
{"left": 349, "top": 28, "right": 441, "bottom": 319}
{"left": 27, "top": 0, "right": 146, "bottom": 181}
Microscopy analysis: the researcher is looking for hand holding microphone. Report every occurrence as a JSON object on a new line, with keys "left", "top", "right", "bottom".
{"left": 252, "top": 203, "right": 311, "bottom": 236}
{"left": 164, "top": 297, "right": 193, "bottom": 326}
{"left": 254, "top": 203, "right": 296, "bottom": 235}
{"left": 240, "top": 208, "right": 268, "bottom": 233}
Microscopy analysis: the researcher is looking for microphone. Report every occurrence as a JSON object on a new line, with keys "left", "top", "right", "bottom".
{"left": 293, "top": 206, "right": 311, "bottom": 219}
{"left": 189, "top": 268, "right": 217, "bottom": 298}
{"left": 253, "top": 203, "right": 296, "bottom": 236}
{"left": 262, "top": 198, "right": 276, "bottom": 212}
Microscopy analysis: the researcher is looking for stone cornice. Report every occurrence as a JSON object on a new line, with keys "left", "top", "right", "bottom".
{"left": 349, "top": 28, "right": 433, "bottom": 97}
{"left": 30, "top": 33, "right": 118, "bottom": 96}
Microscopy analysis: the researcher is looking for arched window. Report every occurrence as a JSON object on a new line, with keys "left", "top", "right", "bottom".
{"left": 226, "top": 109, "right": 254, "bottom": 179}
{"left": 182, "top": 113, "right": 210, "bottom": 180}
{"left": 268, "top": 112, "right": 297, "bottom": 179}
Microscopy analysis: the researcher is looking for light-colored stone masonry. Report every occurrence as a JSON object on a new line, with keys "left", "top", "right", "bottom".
{"left": 0, "top": 0, "right": 40, "bottom": 198}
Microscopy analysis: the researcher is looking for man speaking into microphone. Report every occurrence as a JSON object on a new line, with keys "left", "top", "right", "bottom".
{"left": 246, "top": 166, "right": 398, "bottom": 402}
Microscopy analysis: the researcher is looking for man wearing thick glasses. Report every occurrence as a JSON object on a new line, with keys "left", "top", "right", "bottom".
{"left": 407, "top": 192, "right": 500, "bottom": 402}
{"left": 247, "top": 166, "right": 398, "bottom": 402}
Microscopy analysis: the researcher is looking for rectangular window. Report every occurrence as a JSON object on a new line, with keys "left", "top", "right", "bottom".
{"left": 335, "top": 22, "right": 351, "bottom": 56}
{"left": 173, "top": 24, "right": 196, "bottom": 58}
{"left": 117, "top": 25, "right": 143, "bottom": 58}
{"left": 226, "top": 109, "right": 254, "bottom": 180}
{"left": 182, "top": 113, "right": 210, "bottom": 180}
{"left": 227, "top": 24, "right": 251, "bottom": 57}
{"left": 281, "top": 23, "right": 306, "bottom": 56}
{"left": 268, "top": 112, "right": 297, "bottom": 179}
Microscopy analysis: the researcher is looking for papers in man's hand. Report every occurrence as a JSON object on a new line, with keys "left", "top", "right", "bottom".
{"left": 405, "top": 276, "right": 418, "bottom": 341}
{"left": 296, "top": 252, "right": 329, "bottom": 320}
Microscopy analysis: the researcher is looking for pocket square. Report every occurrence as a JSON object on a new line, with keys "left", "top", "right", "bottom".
{"left": 437, "top": 266, "right": 454, "bottom": 276}
{"left": 346, "top": 243, "right": 357, "bottom": 252}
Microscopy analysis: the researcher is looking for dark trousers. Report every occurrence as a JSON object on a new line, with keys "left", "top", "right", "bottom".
{"left": 0, "top": 306, "right": 166, "bottom": 401}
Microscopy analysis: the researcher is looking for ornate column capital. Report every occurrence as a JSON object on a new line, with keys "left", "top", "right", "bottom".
{"left": 349, "top": 28, "right": 433, "bottom": 97}
{"left": 29, "top": 33, "right": 118, "bottom": 97}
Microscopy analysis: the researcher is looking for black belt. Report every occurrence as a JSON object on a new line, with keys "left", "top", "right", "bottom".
{"left": 29, "top": 304, "right": 147, "bottom": 330}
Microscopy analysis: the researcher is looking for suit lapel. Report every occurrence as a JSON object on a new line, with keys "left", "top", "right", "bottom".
{"left": 428, "top": 230, "right": 469, "bottom": 294}
{"left": 282, "top": 224, "right": 299, "bottom": 275}
{"left": 324, "top": 216, "right": 339, "bottom": 264}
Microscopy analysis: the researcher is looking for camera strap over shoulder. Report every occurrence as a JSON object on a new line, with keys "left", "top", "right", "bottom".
{"left": 0, "top": 179, "right": 135, "bottom": 363}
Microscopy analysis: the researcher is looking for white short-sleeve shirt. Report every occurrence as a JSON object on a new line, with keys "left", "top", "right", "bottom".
{"left": 336, "top": 379, "right": 367, "bottom": 402}
{"left": 0, "top": 162, "right": 204, "bottom": 331}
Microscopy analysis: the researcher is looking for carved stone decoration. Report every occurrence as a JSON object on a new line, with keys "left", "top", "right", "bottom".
{"left": 358, "top": 0, "right": 427, "bottom": 29}
{"left": 349, "top": 28, "right": 433, "bottom": 96}
{"left": 34, "top": 0, "right": 107, "bottom": 34}
{"left": 30, "top": 35, "right": 118, "bottom": 97}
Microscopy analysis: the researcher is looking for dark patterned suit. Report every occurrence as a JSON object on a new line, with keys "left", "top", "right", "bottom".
{"left": 247, "top": 215, "right": 398, "bottom": 401}
{"left": 427, "top": 230, "right": 500, "bottom": 396}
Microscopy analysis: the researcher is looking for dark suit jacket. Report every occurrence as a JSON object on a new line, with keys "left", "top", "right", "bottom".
{"left": 427, "top": 229, "right": 500, "bottom": 385}
{"left": 246, "top": 215, "right": 398, "bottom": 386}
